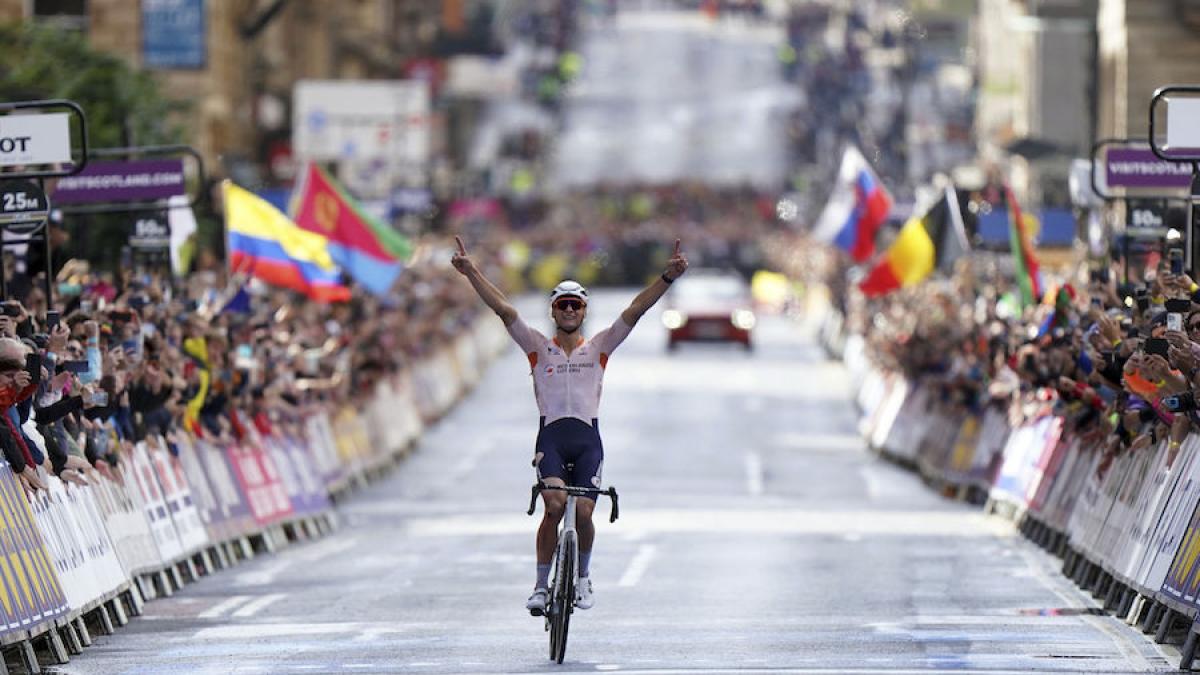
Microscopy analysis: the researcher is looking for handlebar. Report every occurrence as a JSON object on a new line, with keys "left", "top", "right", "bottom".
{"left": 527, "top": 483, "right": 620, "bottom": 523}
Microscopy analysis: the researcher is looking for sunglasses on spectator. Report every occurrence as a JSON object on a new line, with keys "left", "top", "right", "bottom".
{"left": 554, "top": 299, "right": 585, "bottom": 312}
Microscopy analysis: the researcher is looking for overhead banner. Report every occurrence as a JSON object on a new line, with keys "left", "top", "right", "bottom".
{"left": 1104, "top": 148, "right": 1192, "bottom": 190}
{"left": 0, "top": 113, "right": 71, "bottom": 167}
{"left": 142, "top": 0, "right": 207, "bottom": 69}
{"left": 292, "top": 79, "right": 430, "bottom": 164}
{"left": 52, "top": 159, "right": 186, "bottom": 205}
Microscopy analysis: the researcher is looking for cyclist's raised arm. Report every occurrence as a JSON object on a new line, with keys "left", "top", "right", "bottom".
{"left": 619, "top": 238, "right": 689, "bottom": 327}
{"left": 451, "top": 235, "right": 519, "bottom": 326}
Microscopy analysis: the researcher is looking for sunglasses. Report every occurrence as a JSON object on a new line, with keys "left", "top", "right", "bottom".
{"left": 1189, "top": 322, "right": 1200, "bottom": 331}
{"left": 554, "top": 299, "right": 585, "bottom": 312}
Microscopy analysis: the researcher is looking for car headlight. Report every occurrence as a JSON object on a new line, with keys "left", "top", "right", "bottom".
{"left": 662, "top": 310, "right": 687, "bottom": 329}
{"left": 731, "top": 309, "right": 756, "bottom": 330}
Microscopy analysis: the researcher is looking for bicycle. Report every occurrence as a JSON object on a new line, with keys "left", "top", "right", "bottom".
{"left": 527, "top": 479, "right": 619, "bottom": 664}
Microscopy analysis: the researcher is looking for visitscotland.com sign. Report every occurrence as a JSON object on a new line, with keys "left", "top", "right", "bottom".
{"left": 51, "top": 159, "right": 186, "bottom": 205}
{"left": 1105, "top": 148, "right": 1193, "bottom": 190}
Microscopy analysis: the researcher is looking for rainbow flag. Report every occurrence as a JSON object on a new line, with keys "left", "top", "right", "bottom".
{"left": 859, "top": 187, "right": 969, "bottom": 297}
{"left": 813, "top": 146, "right": 892, "bottom": 262}
{"left": 291, "top": 163, "right": 412, "bottom": 296}
{"left": 1006, "top": 185, "right": 1043, "bottom": 307}
{"left": 223, "top": 181, "right": 351, "bottom": 303}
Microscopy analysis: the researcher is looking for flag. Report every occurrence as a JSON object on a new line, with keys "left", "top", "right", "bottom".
{"left": 291, "top": 163, "right": 412, "bottom": 296}
{"left": 1006, "top": 185, "right": 1043, "bottom": 307}
{"left": 813, "top": 146, "right": 892, "bottom": 262}
{"left": 223, "top": 181, "right": 351, "bottom": 303}
{"left": 167, "top": 195, "right": 197, "bottom": 277}
{"left": 859, "top": 187, "right": 969, "bottom": 297}
{"left": 220, "top": 285, "right": 252, "bottom": 315}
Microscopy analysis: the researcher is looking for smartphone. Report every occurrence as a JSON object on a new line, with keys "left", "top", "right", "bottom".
{"left": 45, "top": 310, "right": 59, "bottom": 330}
{"left": 24, "top": 353, "right": 40, "bottom": 386}
{"left": 110, "top": 310, "right": 133, "bottom": 322}
{"left": 61, "top": 360, "right": 90, "bottom": 374}
{"left": 79, "top": 300, "right": 93, "bottom": 314}
{"left": 1167, "top": 298, "right": 1190, "bottom": 332}
{"left": 1, "top": 303, "right": 21, "bottom": 318}
{"left": 85, "top": 390, "right": 108, "bottom": 407}
{"left": 1171, "top": 249, "right": 1185, "bottom": 276}
{"left": 1146, "top": 337, "right": 1171, "bottom": 358}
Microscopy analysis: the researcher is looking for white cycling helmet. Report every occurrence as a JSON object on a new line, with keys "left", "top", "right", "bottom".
{"left": 549, "top": 280, "right": 589, "bottom": 305}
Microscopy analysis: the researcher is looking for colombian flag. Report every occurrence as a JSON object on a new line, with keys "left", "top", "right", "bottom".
{"left": 813, "top": 146, "right": 892, "bottom": 262}
{"left": 859, "top": 188, "right": 969, "bottom": 297}
{"left": 223, "top": 181, "right": 351, "bottom": 303}
{"left": 292, "top": 163, "right": 412, "bottom": 296}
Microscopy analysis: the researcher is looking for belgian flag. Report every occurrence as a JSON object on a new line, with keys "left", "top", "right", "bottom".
{"left": 859, "top": 187, "right": 969, "bottom": 297}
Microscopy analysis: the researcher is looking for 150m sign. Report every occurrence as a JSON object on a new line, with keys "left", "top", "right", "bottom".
{"left": 0, "top": 179, "right": 49, "bottom": 226}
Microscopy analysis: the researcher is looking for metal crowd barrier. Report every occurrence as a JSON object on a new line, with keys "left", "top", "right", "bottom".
{"left": 0, "top": 314, "right": 509, "bottom": 672}
{"left": 819, "top": 306, "right": 1200, "bottom": 671}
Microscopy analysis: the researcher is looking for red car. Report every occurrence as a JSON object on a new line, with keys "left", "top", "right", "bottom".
{"left": 662, "top": 270, "right": 755, "bottom": 351}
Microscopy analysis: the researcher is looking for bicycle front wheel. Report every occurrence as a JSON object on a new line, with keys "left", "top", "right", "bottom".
{"left": 551, "top": 544, "right": 575, "bottom": 663}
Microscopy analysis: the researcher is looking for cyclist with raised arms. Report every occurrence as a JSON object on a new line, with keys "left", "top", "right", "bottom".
{"left": 451, "top": 235, "right": 688, "bottom": 615}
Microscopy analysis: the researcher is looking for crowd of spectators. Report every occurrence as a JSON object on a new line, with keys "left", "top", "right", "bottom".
{"left": 458, "top": 182, "right": 782, "bottom": 290}
{"left": 851, "top": 257, "right": 1200, "bottom": 478}
{"left": 0, "top": 254, "right": 484, "bottom": 498}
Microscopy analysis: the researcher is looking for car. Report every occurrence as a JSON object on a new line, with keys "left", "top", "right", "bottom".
{"left": 661, "top": 269, "right": 755, "bottom": 351}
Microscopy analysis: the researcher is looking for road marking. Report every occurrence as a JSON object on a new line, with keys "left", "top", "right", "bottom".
{"left": 745, "top": 452, "right": 764, "bottom": 496}
{"left": 231, "top": 593, "right": 286, "bottom": 618}
{"left": 234, "top": 560, "right": 293, "bottom": 587}
{"left": 197, "top": 595, "right": 251, "bottom": 619}
{"left": 618, "top": 544, "right": 657, "bottom": 587}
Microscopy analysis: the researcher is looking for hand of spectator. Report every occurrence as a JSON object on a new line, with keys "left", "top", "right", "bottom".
{"left": 83, "top": 320, "right": 99, "bottom": 340}
{"left": 49, "top": 370, "right": 70, "bottom": 391}
{"left": 19, "top": 466, "right": 45, "bottom": 494}
{"left": 48, "top": 324, "right": 68, "bottom": 354}
{"left": 1166, "top": 329, "right": 1190, "bottom": 349}
{"left": 1170, "top": 344, "right": 1198, "bottom": 374}
{"left": 1096, "top": 312, "right": 1121, "bottom": 346}
{"left": 94, "top": 458, "right": 117, "bottom": 484}
{"left": 60, "top": 469, "right": 88, "bottom": 487}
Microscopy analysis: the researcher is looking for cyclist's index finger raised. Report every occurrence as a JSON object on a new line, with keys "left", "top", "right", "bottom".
{"left": 673, "top": 238, "right": 681, "bottom": 255}
{"left": 454, "top": 235, "right": 467, "bottom": 256}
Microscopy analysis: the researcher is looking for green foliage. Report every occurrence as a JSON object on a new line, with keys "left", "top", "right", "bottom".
{"left": 0, "top": 22, "right": 186, "bottom": 146}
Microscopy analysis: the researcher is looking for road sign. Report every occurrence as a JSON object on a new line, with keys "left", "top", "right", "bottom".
{"left": 0, "top": 179, "right": 48, "bottom": 226}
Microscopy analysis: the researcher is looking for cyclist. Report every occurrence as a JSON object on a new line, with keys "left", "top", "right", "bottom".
{"left": 451, "top": 236, "right": 688, "bottom": 615}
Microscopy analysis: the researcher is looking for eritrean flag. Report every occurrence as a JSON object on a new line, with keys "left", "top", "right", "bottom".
{"left": 223, "top": 181, "right": 351, "bottom": 303}
{"left": 813, "top": 146, "right": 892, "bottom": 262}
{"left": 859, "top": 187, "right": 969, "bottom": 297}
{"left": 291, "top": 163, "right": 413, "bottom": 296}
{"left": 1006, "top": 185, "right": 1043, "bottom": 307}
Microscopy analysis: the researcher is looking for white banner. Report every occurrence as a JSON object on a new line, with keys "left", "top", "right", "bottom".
{"left": 0, "top": 113, "right": 71, "bottom": 167}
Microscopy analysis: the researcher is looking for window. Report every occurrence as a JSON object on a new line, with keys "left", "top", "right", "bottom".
{"left": 32, "top": 0, "right": 87, "bottom": 32}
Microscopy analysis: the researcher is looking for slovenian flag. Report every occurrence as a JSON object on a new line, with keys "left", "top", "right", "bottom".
{"left": 813, "top": 146, "right": 892, "bottom": 262}
{"left": 223, "top": 181, "right": 351, "bottom": 303}
{"left": 291, "top": 163, "right": 412, "bottom": 296}
{"left": 858, "top": 187, "right": 969, "bottom": 297}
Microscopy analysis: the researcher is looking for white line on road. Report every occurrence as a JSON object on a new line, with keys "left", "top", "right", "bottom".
{"left": 231, "top": 593, "right": 286, "bottom": 618}
{"left": 746, "top": 452, "right": 764, "bottom": 496}
{"left": 618, "top": 544, "right": 657, "bottom": 587}
{"left": 197, "top": 595, "right": 251, "bottom": 619}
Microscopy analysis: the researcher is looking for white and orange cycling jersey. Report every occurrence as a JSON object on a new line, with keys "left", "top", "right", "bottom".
{"left": 506, "top": 315, "right": 633, "bottom": 425}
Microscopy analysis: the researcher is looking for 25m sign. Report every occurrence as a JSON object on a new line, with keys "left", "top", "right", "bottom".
{"left": 0, "top": 180, "right": 49, "bottom": 226}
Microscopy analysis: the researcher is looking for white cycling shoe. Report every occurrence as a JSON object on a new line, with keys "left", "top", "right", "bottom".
{"left": 574, "top": 577, "right": 594, "bottom": 610}
{"left": 526, "top": 587, "right": 549, "bottom": 616}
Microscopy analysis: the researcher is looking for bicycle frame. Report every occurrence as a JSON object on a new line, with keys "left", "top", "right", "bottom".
{"left": 527, "top": 482, "right": 619, "bottom": 663}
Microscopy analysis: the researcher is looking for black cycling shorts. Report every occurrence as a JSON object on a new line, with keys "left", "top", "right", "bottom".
{"left": 534, "top": 417, "right": 604, "bottom": 501}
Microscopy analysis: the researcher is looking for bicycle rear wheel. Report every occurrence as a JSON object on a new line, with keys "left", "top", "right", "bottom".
{"left": 551, "top": 545, "right": 575, "bottom": 663}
